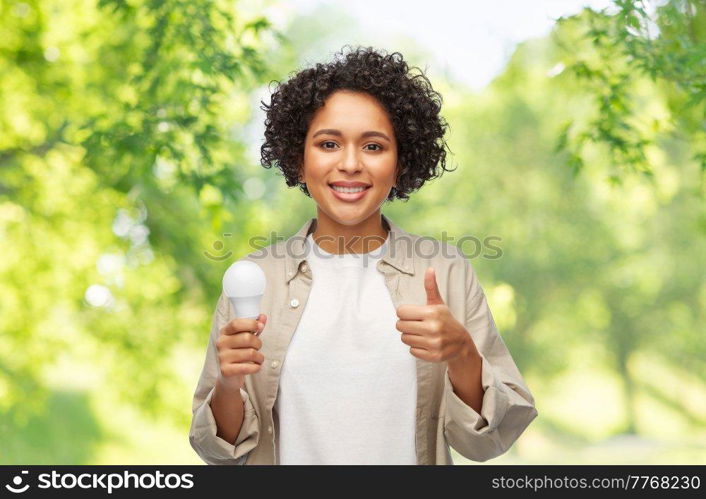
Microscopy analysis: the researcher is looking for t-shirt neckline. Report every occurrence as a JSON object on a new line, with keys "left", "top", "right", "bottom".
{"left": 305, "top": 232, "right": 389, "bottom": 266}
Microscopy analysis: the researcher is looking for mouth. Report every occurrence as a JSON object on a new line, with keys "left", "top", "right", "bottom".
{"left": 328, "top": 183, "right": 372, "bottom": 202}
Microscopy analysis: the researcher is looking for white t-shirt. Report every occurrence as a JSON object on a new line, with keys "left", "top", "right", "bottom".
{"left": 274, "top": 232, "right": 418, "bottom": 464}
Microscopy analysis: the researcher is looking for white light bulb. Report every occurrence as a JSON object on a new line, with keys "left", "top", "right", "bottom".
{"left": 222, "top": 260, "right": 266, "bottom": 319}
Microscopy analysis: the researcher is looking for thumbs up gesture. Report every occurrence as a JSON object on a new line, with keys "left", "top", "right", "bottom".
{"left": 396, "top": 267, "right": 478, "bottom": 364}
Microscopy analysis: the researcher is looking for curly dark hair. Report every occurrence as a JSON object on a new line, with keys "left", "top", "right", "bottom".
{"left": 259, "top": 45, "right": 455, "bottom": 201}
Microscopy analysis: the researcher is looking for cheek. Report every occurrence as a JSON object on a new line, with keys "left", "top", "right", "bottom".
{"left": 372, "top": 159, "right": 397, "bottom": 184}
{"left": 301, "top": 155, "right": 329, "bottom": 182}
{"left": 306, "top": 148, "right": 336, "bottom": 167}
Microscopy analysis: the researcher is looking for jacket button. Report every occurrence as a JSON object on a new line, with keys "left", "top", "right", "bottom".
{"left": 271, "top": 360, "right": 280, "bottom": 369}
{"left": 267, "top": 426, "right": 273, "bottom": 434}
{"left": 290, "top": 298, "right": 299, "bottom": 308}
{"left": 301, "top": 263, "right": 308, "bottom": 273}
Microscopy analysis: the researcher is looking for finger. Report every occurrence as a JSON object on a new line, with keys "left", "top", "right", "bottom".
{"left": 222, "top": 363, "right": 260, "bottom": 377}
{"left": 223, "top": 318, "right": 260, "bottom": 335}
{"left": 425, "top": 267, "right": 444, "bottom": 305}
{"left": 251, "top": 314, "right": 268, "bottom": 337}
{"left": 395, "top": 319, "right": 428, "bottom": 336}
{"left": 220, "top": 332, "right": 262, "bottom": 350}
{"left": 396, "top": 304, "right": 431, "bottom": 321}
{"left": 254, "top": 315, "right": 266, "bottom": 336}
{"left": 400, "top": 332, "right": 431, "bottom": 350}
{"left": 221, "top": 348, "right": 264, "bottom": 365}
{"left": 409, "top": 346, "right": 436, "bottom": 362}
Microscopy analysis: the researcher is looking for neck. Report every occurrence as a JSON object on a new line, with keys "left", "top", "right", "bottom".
{"left": 311, "top": 209, "right": 389, "bottom": 254}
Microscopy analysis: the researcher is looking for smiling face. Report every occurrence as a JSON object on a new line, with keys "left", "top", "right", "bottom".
{"left": 299, "top": 90, "right": 398, "bottom": 238}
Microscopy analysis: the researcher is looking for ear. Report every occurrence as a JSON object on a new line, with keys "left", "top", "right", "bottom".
{"left": 297, "top": 161, "right": 304, "bottom": 183}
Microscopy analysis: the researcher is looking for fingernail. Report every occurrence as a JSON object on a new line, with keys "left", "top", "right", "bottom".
{"left": 257, "top": 321, "right": 264, "bottom": 331}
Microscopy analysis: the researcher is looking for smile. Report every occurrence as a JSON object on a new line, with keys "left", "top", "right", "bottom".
{"left": 331, "top": 185, "right": 367, "bottom": 193}
{"left": 328, "top": 184, "right": 371, "bottom": 202}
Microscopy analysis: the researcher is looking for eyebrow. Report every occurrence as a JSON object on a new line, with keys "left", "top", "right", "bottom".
{"left": 312, "top": 128, "right": 392, "bottom": 142}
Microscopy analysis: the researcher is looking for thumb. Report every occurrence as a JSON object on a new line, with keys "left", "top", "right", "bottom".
{"left": 424, "top": 267, "right": 444, "bottom": 305}
{"left": 256, "top": 314, "right": 267, "bottom": 334}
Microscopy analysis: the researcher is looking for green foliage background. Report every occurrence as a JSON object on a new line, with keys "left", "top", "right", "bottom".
{"left": 1, "top": 0, "right": 704, "bottom": 464}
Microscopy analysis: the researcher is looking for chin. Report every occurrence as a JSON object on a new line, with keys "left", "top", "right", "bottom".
{"left": 320, "top": 205, "right": 372, "bottom": 225}
{"left": 329, "top": 212, "right": 369, "bottom": 225}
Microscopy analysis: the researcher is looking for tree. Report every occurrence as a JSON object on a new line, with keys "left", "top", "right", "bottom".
{"left": 554, "top": 0, "right": 706, "bottom": 195}
{"left": 0, "top": 0, "right": 281, "bottom": 443}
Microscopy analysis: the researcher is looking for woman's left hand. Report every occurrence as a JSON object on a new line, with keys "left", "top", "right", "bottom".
{"left": 395, "top": 267, "right": 480, "bottom": 364}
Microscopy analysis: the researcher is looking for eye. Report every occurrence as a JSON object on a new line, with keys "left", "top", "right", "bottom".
{"left": 365, "top": 143, "right": 383, "bottom": 151}
{"left": 319, "top": 141, "right": 338, "bottom": 150}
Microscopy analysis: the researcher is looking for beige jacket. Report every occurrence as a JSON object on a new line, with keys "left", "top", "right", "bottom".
{"left": 189, "top": 213, "right": 537, "bottom": 465}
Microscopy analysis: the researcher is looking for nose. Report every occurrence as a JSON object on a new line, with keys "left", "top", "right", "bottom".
{"left": 338, "top": 145, "right": 363, "bottom": 174}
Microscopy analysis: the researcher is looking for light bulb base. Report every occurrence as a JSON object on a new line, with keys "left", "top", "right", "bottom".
{"left": 228, "top": 295, "right": 261, "bottom": 319}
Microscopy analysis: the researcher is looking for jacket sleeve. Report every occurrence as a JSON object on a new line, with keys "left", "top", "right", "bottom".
{"left": 442, "top": 259, "right": 538, "bottom": 462}
{"left": 189, "top": 292, "right": 260, "bottom": 465}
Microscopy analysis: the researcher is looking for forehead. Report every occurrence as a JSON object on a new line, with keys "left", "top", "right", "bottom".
{"left": 308, "top": 90, "right": 393, "bottom": 131}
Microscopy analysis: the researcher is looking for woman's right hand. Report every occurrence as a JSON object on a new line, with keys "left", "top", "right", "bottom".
{"left": 215, "top": 313, "right": 267, "bottom": 393}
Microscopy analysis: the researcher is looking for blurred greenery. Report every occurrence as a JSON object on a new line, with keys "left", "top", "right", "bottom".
{"left": 1, "top": 0, "right": 704, "bottom": 464}
{"left": 554, "top": 0, "right": 706, "bottom": 187}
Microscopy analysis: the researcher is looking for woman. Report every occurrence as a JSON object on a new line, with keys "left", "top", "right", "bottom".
{"left": 189, "top": 46, "right": 537, "bottom": 465}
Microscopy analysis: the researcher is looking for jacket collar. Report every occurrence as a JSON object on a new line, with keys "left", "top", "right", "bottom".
{"left": 284, "top": 213, "right": 415, "bottom": 283}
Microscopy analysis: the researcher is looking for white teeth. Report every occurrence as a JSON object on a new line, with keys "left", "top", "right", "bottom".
{"left": 331, "top": 185, "right": 367, "bottom": 194}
